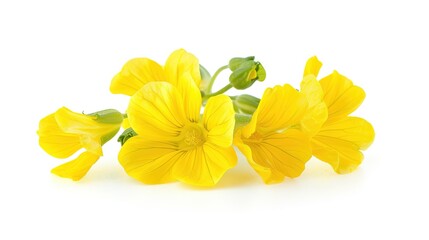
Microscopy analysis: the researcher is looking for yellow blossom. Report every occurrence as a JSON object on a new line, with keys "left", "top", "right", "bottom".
{"left": 38, "top": 107, "right": 122, "bottom": 180}
{"left": 234, "top": 84, "right": 312, "bottom": 184}
{"left": 110, "top": 49, "right": 201, "bottom": 96}
{"left": 301, "top": 57, "right": 375, "bottom": 173}
{"left": 118, "top": 76, "right": 237, "bottom": 186}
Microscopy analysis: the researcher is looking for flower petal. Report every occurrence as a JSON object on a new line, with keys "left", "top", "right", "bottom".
{"left": 38, "top": 113, "right": 81, "bottom": 159}
{"left": 121, "top": 118, "right": 130, "bottom": 129}
{"left": 312, "top": 117, "right": 375, "bottom": 174}
{"left": 110, "top": 58, "right": 165, "bottom": 96}
{"left": 172, "top": 144, "right": 237, "bottom": 186}
{"left": 176, "top": 72, "right": 202, "bottom": 122}
{"left": 202, "top": 94, "right": 235, "bottom": 148}
{"left": 51, "top": 151, "right": 100, "bottom": 181}
{"left": 300, "top": 75, "right": 324, "bottom": 108}
{"left": 300, "top": 75, "right": 328, "bottom": 135}
{"left": 301, "top": 102, "right": 328, "bottom": 136}
{"left": 127, "top": 82, "right": 187, "bottom": 140}
{"left": 55, "top": 107, "right": 116, "bottom": 155}
{"left": 118, "top": 136, "right": 181, "bottom": 184}
{"left": 236, "top": 129, "right": 312, "bottom": 184}
{"left": 164, "top": 49, "right": 201, "bottom": 87}
{"left": 234, "top": 129, "right": 283, "bottom": 183}
{"left": 320, "top": 71, "right": 366, "bottom": 123}
{"left": 303, "top": 56, "right": 322, "bottom": 78}
{"left": 55, "top": 107, "right": 116, "bottom": 136}
{"left": 242, "top": 84, "right": 308, "bottom": 137}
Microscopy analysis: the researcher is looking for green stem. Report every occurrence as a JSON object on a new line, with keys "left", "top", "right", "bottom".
{"left": 203, "top": 83, "right": 233, "bottom": 101}
{"left": 207, "top": 65, "right": 229, "bottom": 93}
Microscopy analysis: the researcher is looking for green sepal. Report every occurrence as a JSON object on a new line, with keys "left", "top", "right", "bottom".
{"left": 200, "top": 64, "right": 211, "bottom": 82}
{"left": 117, "top": 128, "right": 138, "bottom": 146}
{"left": 255, "top": 62, "right": 266, "bottom": 81}
{"left": 229, "top": 56, "right": 255, "bottom": 71}
{"left": 199, "top": 64, "right": 212, "bottom": 92}
{"left": 88, "top": 109, "right": 124, "bottom": 124}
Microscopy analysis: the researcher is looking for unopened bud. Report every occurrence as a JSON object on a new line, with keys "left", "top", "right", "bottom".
{"left": 228, "top": 57, "right": 266, "bottom": 90}
{"left": 229, "top": 56, "right": 255, "bottom": 71}
{"left": 232, "top": 94, "right": 261, "bottom": 115}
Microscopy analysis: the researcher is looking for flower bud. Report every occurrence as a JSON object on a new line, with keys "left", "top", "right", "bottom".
{"left": 228, "top": 57, "right": 266, "bottom": 90}
{"left": 232, "top": 94, "right": 261, "bottom": 114}
{"left": 229, "top": 56, "right": 255, "bottom": 71}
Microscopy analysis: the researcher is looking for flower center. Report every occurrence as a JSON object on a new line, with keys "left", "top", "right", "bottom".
{"left": 180, "top": 124, "right": 207, "bottom": 148}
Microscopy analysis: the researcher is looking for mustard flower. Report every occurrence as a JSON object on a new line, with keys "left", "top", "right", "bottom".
{"left": 234, "top": 84, "right": 312, "bottom": 184}
{"left": 38, "top": 108, "right": 122, "bottom": 180}
{"left": 301, "top": 57, "right": 375, "bottom": 173}
{"left": 118, "top": 76, "right": 237, "bottom": 186}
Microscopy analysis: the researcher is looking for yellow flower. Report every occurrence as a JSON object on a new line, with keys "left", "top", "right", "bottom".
{"left": 110, "top": 49, "right": 201, "bottom": 96}
{"left": 301, "top": 57, "right": 375, "bottom": 173}
{"left": 38, "top": 107, "right": 122, "bottom": 180}
{"left": 118, "top": 76, "right": 237, "bottom": 186}
{"left": 234, "top": 84, "right": 312, "bottom": 184}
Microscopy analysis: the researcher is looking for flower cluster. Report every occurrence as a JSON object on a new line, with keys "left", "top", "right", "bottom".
{"left": 37, "top": 49, "right": 375, "bottom": 186}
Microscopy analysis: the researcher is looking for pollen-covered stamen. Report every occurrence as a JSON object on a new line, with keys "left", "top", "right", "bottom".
{"left": 180, "top": 124, "right": 207, "bottom": 148}
{"left": 184, "top": 129, "right": 202, "bottom": 145}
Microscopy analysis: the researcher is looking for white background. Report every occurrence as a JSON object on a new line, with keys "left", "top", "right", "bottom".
{"left": 1, "top": 0, "right": 428, "bottom": 239}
